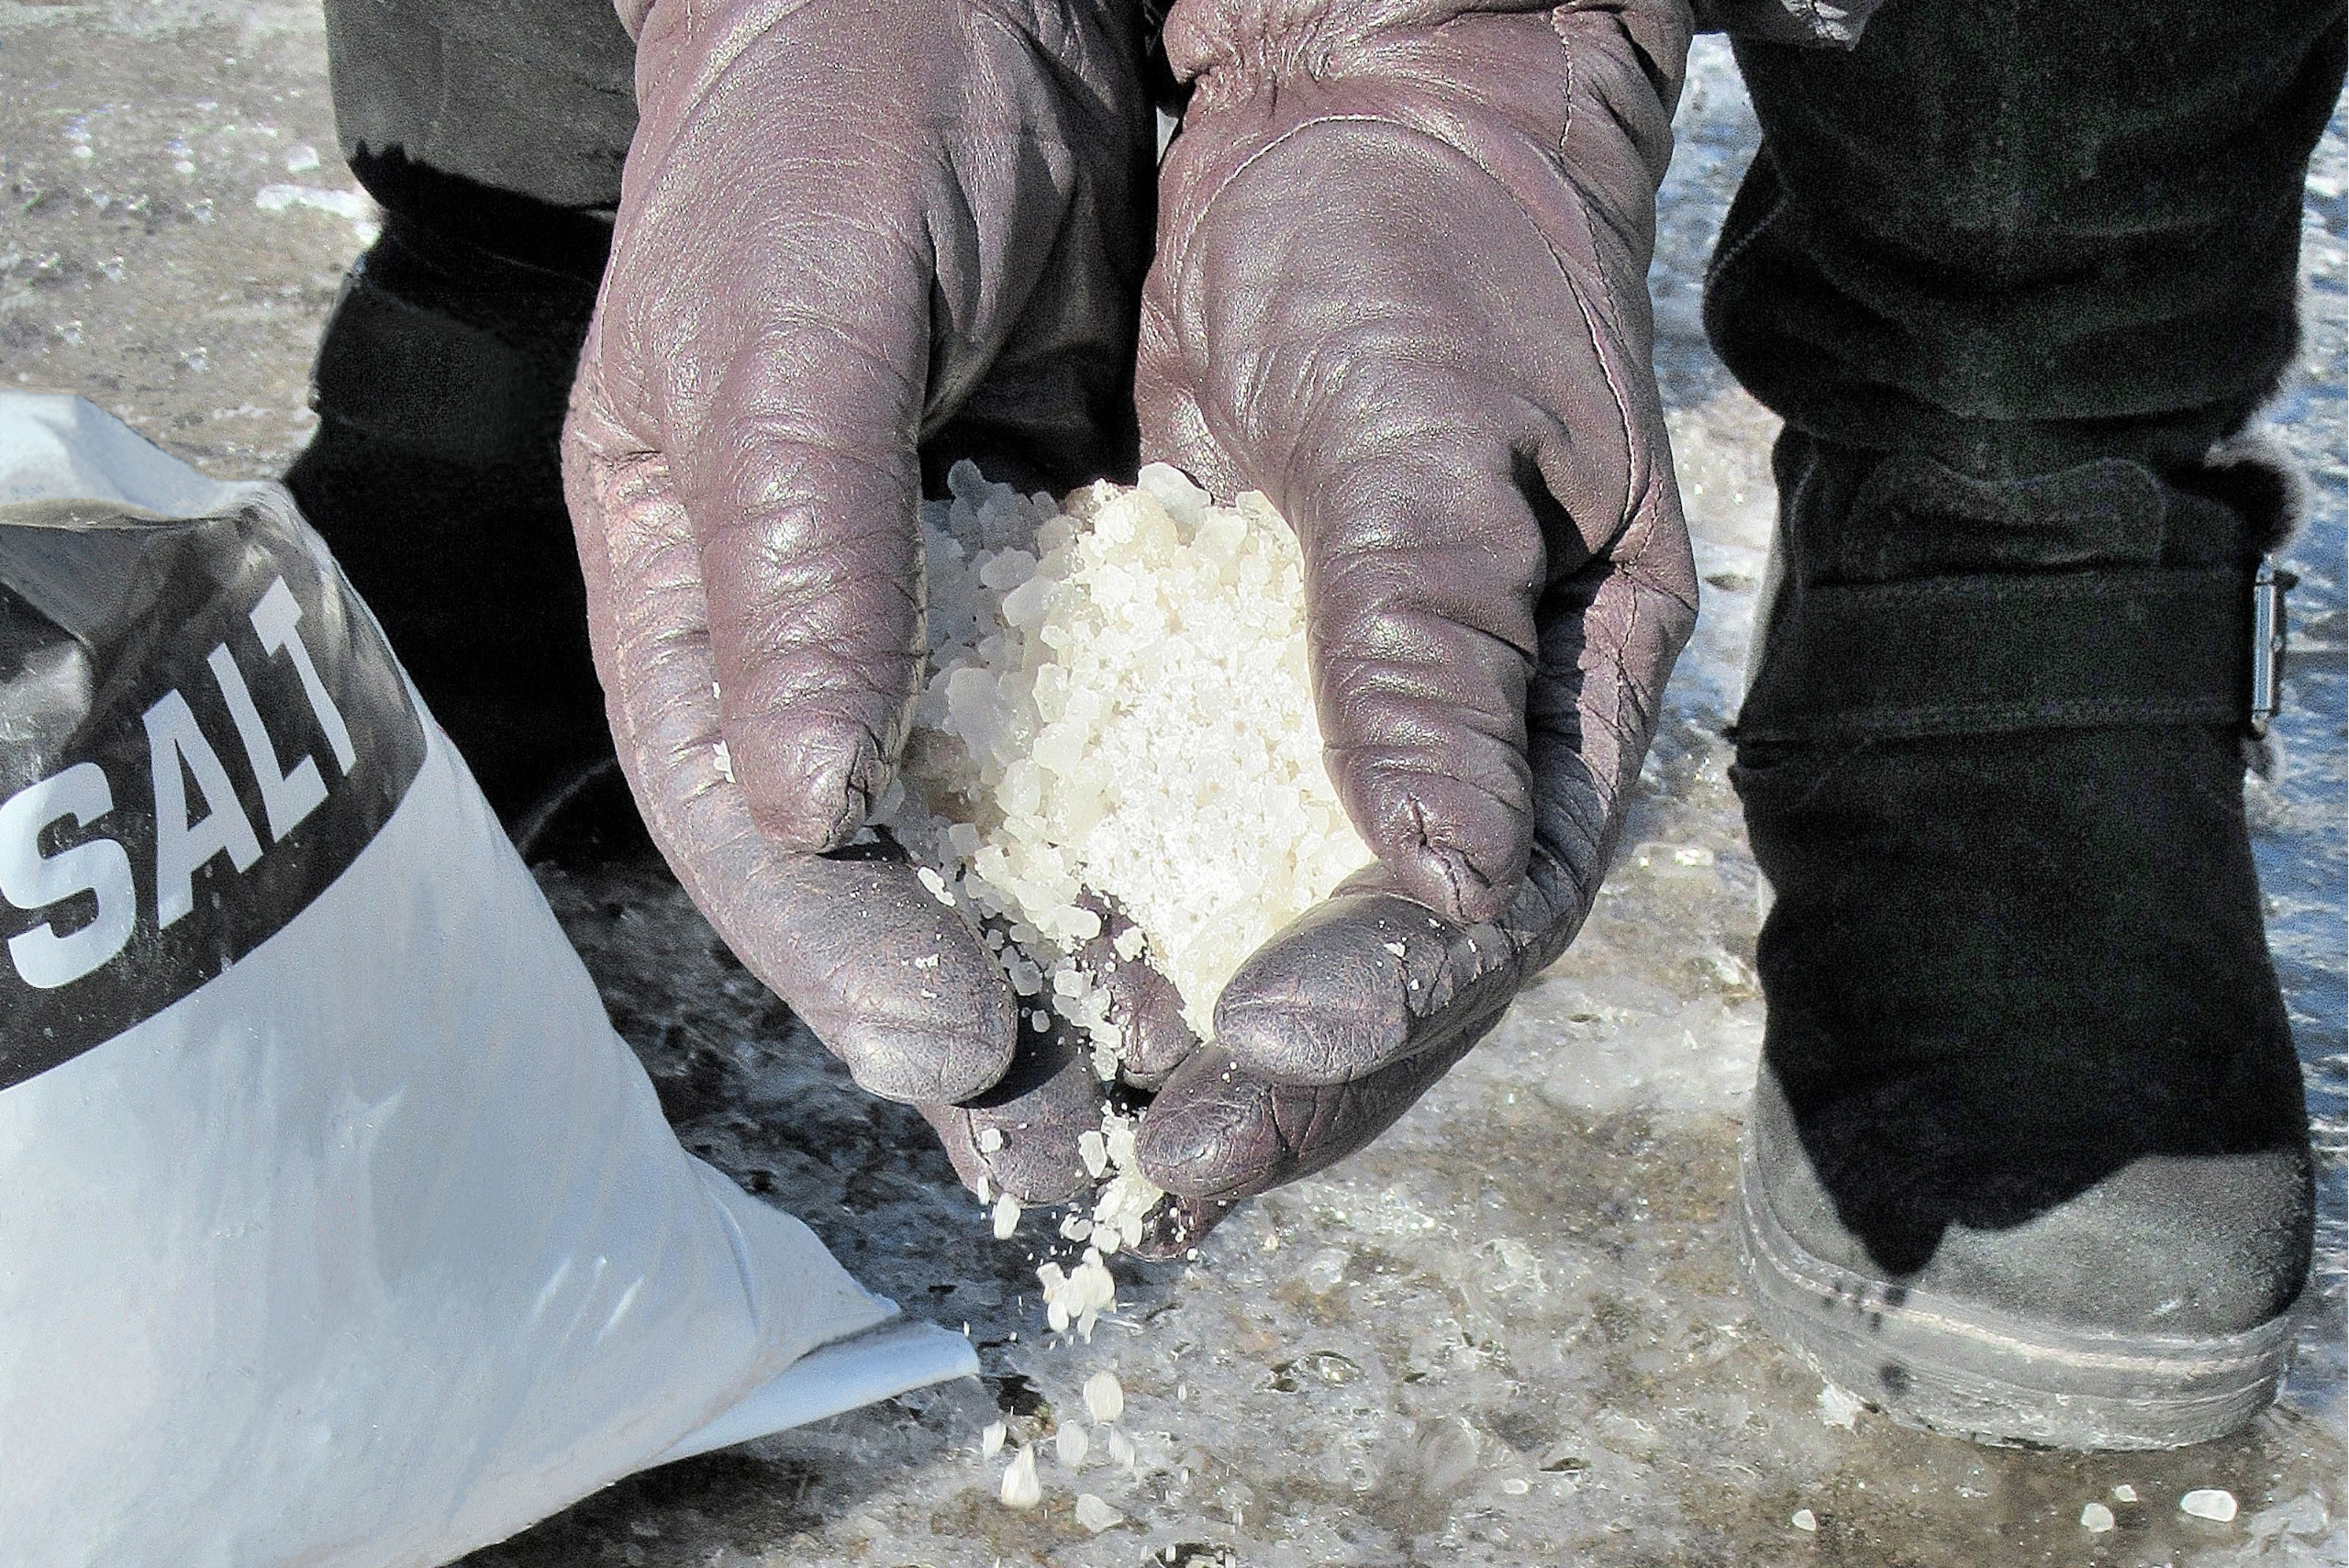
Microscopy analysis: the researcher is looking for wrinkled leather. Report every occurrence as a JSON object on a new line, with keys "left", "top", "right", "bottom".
{"left": 562, "top": 0, "right": 1155, "bottom": 1200}
{"left": 1130, "top": 0, "right": 1699, "bottom": 1217}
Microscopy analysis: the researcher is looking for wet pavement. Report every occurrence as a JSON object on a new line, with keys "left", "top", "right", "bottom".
{"left": 3, "top": 7, "right": 2342, "bottom": 1566}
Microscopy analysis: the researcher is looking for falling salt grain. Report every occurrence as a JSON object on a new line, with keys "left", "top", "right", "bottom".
{"left": 2080, "top": 1502, "right": 2115, "bottom": 1532}
{"left": 981, "top": 1420, "right": 1007, "bottom": 1459}
{"left": 2180, "top": 1489, "right": 2238, "bottom": 1523}
{"left": 999, "top": 1446, "right": 1041, "bottom": 1509}
{"left": 1083, "top": 1370, "right": 1125, "bottom": 1424}
{"left": 1074, "top": 1493, "right": 1125, "bottom": 1534}
{"left": 993, "top": 1194, "right": 1022, "bottom": 1240}
{"left": 1790, "top": 1508, "right": 1818, "bottom": 1532}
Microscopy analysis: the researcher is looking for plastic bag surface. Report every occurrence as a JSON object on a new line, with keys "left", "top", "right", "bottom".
{"left": 0, "top": 393, "right": 976, "bottom": 1568}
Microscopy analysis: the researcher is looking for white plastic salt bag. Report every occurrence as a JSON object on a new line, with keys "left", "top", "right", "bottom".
{"left": 0, "top": 393, "right": 976, "bottom": 1567}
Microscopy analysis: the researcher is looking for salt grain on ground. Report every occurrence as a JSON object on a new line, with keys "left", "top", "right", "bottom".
{"left": 2081, "top": 1502, "right": 2116, "bottom": 1532}
{"left": 999, "top": 1445, "right": 1041, "bottom": 1509}
{"left": 1816, "top": 1383, "right": 1864, "bottom": 1429}
{"left": 1056, "top": 1420, "right": 1090, "bottom": 1468}
{"left": 1074, "top": 1493, "right": 1125, "bottom": 1533}
{"left": 2181, "top": 1488, "right": 2240, "bottom": 1522}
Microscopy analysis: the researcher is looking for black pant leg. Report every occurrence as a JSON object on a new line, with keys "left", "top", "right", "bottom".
{"left": 1704, "top": 0, "right": 2345, "bottom": 477}
{"left": 290, "top": 0, "right": 640, "bottom": 823}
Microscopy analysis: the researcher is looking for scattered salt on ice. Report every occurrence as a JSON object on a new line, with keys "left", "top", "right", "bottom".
{"left": 283, "top": 143, "right": 320, "bottom": 173}
{"left": 2181, "top": 1488, "right": 2239, "bottom": 1523}
{"left": 1105, "top": 1428, "right": 1137, "bottom": 1469}
{"left": 1790, "top": 1508, "right": 1818, "bottom": 1532}
{"left": 1083, "top": 1370, "right": 1125, "bottom": 1424}
{"left": 1074, "top": 1493, "right": 1125, "bottom": 1533}
{"left": 1816, "top": 1383, "right": 1864, "bottom": 1429}
{"left": 2112, "top": 1484, "right": 2139, "bottom": 1503}
{"left": 999, "top": 1446, "right": 1041, "bottom": 1509}
{"left": 1502, "top": 1477, "right": 1531, "bottom": 1496}
{"left": 2080, "top": 1502, "right": 2115, "bottom": 1532}
{"left": 980, "top": 1420, "right": 1007, "bottom": 1459}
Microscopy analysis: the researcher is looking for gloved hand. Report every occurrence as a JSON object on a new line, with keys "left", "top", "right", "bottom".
{"left": 1130, "top": 0, "right": 1699, "bottom": 1247}
{"left": 562, "top": 0, "right": 1157, "bottom": 1202}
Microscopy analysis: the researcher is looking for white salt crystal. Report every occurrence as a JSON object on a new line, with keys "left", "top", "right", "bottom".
{"left": 1073, "top": 1493, "right": 1124, "bottom": 1534}
{"left": 1083, "top": 1371, "right": 1125, "bottom": 1424}
{"left": 992, "top": 1194, "right": 1022, "bottom": 1240}
{"left": 977, "top": 1126, "right": 1004, "bottom": 1154}
{"left": 1816, "top": 1383, "right": 1864, "bottom": 1428}
{"left": 999, "top": 1446, "right": 1041, "bottom": 1509}
{"left": 1790, "top": 1509, "right": 1818, "bottom": 1532}
{"left": 1502, "top": 1478, "right": 1531, "bottom": 1496}
{"left": 2181, "top": 1489, "right": 2239, "bottom": 1522}
{"left": 711, "top": 740, "right": 734, "bottom": 783}
{"left": 1113, "top": 927, "right": 1148, "bottom": 961}
{"left": 981, "top": 1420, "right": 1007, "bottom": 1459}
{"left": 1078, "top": 1129, "right": 1109, "bottom": 1179}
{"left": 1056, "top": 1420, "right": 1090, "bottom": 1467}
{"left": 917, "top": 866, "right": 953, "bottom": 904}
{"left": 2080, "top": 1502, "right": 2115, "bottom": 1532}
{"left": 2112, "top": 1484, "right": 2139, "bottom": 1503}
{"left": 1039, "top": 1248, "right": 1117, "bottom": 1339}
{"left": 1105, "top": 1428, "right": 1137, "bottom": 1469}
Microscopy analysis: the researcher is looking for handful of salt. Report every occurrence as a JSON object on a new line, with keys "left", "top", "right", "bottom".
{"left": 884, "top": 461, "right": 1375, "bottom": 1052}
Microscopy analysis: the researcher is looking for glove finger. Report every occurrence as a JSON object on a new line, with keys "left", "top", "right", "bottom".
{"left": 563, "top": 378, "right": 1017, "bottom": 1105}
{"left": 1133, "top": 1017, "right": 1497, "bottom": 1204}
{"left": 918, "top": 1013, "right": 1102, "bottom": 1207}
{"left": 654, "top": 231, "right": 931, "bottom": 855}
{"left": 1202, "top": 529, "right": 1695, "bottom": 1092}
{"left": 1145, "top": 122, "right": 1631, "bottom": 926}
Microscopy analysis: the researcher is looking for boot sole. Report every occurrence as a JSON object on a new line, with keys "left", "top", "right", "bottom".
{"left": 1736, "top": 1132, "right": 2308, "bottom": 1451}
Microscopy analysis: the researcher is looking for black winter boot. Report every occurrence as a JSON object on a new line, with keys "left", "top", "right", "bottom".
{"left": 1730, "top": 431, "right": 2314, "bottom": 1450}
{"left": 284, "top": 214, "right": 629, "bottom": 843}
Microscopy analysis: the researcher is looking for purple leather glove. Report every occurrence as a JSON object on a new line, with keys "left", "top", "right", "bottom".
{"left": 562, "top": 0, "right": 1155, "bottom": 1201}
{"left": 1130, "top": 0, "right": 1700, "bottom": 1246}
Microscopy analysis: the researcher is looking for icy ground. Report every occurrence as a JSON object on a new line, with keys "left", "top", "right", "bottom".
{"left": 2, "top": 7, "right": 2341, "bottom": 1565}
